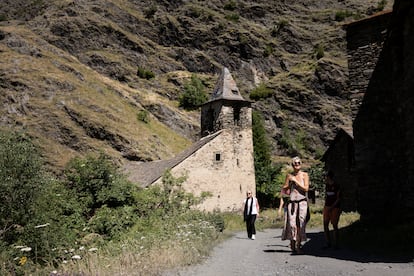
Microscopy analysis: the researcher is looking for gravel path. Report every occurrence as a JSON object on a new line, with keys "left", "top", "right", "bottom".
{"left": 163, "top": 228, "right": 414, "bottom": 276}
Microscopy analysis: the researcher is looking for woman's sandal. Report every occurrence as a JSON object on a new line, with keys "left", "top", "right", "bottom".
{"left": 290, "top": 240, "right": 296, "bottom": 253}
{"left": 294, "top": 242, "right": 303, "bottom": 255}
{"left": 295, "top": 247, "right": 304, "bottom": 254}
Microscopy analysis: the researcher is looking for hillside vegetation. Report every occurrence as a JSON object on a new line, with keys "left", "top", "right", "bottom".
{"left": 0, "top": 0, "right": 393, "bottom": 170}
{"left": 0, "top": 1, "right": 397, "bottom": 274}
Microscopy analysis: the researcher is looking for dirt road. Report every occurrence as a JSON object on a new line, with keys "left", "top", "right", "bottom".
{"left": 163, "top": 228, "right": 414, "bottom": 276}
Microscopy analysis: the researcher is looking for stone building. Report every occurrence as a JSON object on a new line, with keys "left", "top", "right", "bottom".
{"left": 322, "top": 11, "right": 392, "bottom": 211}
{"left": 344, "top": 10, "right": 392, "bottom": 118}
{"left": 125, "top": 68, "right": 256, "bottom": 212}
{"left": 322, "top": 11, "right": 392, "bottom": 214}
{"left": 322, "top": 127, "right": 357, "bottom": 212}
{"left": 353, "top": 0, "right": 414, "bottom": 223}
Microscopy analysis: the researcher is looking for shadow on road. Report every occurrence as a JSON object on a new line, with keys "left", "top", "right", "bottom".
{"left": 264, "top": 229, "right": 413, "bottom": 264}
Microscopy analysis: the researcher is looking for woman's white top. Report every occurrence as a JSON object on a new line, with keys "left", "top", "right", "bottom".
{"left": 243, "top": 197, "right": 258, "bottom": 215}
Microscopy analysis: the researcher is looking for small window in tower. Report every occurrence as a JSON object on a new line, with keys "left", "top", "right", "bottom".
{"left": 215, "top": 153, "right": 221, "bottom": 162}
{"left": 233, "top": 107, "right": 241, "bottom": 125}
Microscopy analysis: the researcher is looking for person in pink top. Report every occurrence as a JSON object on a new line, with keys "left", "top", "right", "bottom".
{"left": 281, "top": 157, "right": 309, "bottom": 254}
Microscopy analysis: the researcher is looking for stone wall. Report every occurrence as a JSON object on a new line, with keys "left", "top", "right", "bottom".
{"left": 353, "top": 0, "right": 414, "bottom": 223}
{"left": 155, "top": 127, "right": 256, "bottom": 212}
{"left": 345, "top": 11, "right": 392, "bottom": 118}
{"left": 323, "top": 129, "right": 357, "bottom": 212}
{"left": 201, "top": 100, "right": 251, "bottom": 137}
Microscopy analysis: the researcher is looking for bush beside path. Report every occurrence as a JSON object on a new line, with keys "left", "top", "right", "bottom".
{"left": 163, "top": 228, "right": 414, "bottom": 276}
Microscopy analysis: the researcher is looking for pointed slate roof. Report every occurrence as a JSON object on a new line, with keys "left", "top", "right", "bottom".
{"left": 209, "top": 67, "right": 247, "bottom": 102}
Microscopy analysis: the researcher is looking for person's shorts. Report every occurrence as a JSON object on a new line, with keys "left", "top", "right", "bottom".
{"left": 323, "top": 206, "right": 341, "bottom": 225}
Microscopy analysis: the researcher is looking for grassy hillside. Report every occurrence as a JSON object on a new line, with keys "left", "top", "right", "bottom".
{"left": 0, "top": 0, "right": 394, "bottom": 171}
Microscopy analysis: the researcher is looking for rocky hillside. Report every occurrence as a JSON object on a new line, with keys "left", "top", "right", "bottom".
{"left": 0, "top": 0, "right": 393, "bottom": 171}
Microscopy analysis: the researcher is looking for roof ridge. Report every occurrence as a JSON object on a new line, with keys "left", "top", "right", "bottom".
{"left": 210, "top": 67, "right": 246, "bottom": 101}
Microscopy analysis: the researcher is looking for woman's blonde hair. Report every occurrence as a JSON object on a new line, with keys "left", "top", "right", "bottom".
{"left": 291, "top": 156, "right": 301, "bottom": 165}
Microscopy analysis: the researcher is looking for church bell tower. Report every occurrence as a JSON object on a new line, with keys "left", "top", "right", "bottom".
{"left": 201, "top": 67, "right": 252, "bottom": 137}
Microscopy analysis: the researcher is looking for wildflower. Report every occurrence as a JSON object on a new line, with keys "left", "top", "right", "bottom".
{"left": 79, "top": 246, "right": 85, "bottom": 251}
{"left": 21, "top": 247, "right": 32, "bottom": 252}
{"left": 72, "top": 255, "right": 81, "bottom": 260}
{"left": 19, "top": 256, "right": 27, "bottom": 266}
{"left": 51, "top": 270, "right": 58, "bottom": 274}
{"left": 88, "top": 247, "right": 98, "bottom": 252}
{"left": 62, "top": 260, "right": 68, "bottom": 264}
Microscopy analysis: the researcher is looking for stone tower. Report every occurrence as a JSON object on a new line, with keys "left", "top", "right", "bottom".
{"left": 201, "top": 67, "right": 252, "bottom": 137}
{"left": 126, "top": 67, "right": 256, "bottom": 212}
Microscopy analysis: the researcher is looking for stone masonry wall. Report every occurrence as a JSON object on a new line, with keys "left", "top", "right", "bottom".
{"left": 353, "top": 0, "right": 414, "bottom": 223}
{"left": 345, "top": 11, "right": 392, "bottom": 118}
{"left": 201, "top": 100, "right": 251, "bottom": 137}
{"left": 323, "top": 131, "right": 357, "bottom": 212}
{"left": 158, "top": 127, "right": 256, "bottom": 212}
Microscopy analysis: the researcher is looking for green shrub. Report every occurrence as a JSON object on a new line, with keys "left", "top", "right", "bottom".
{"left": 137, "top": 110, "right": 150, "bottom": 123}
{"left": 279, "top": 121, "right": 307, "bottom": 156}
{"left": 264, "top": 44, "right": 274, "bottom": 57}
{"left": 64, "top": 152, "right": 137, "bottom": 217}
{"left": 188, "top": 6, "right": 202, "bottom": 18}
{"left": 158, "top": 170, "right": 194, "bottom": 214}
{"left": 314, "top": 44, "right": 324, "bottom": 60}
{"left": 178, "top": 74, "right": 208, "bottom": 110}
{"left": 377, "top": 0, "right": 387, "bottom": 11}
{"left": 0, "top": 130, "right": 82, "bottom": 271}
{"left": 225, "top": 13, "right": 239, "bottom": 22}
{"left": 137, "top": 67, "right": 155, "bottom": 79}
{"left": 308, "top": 162, "right": 325, "bottom": 197}
{"left": 334, "top": 10, "right": 353, "bottom": 22}
{"left": 0, "top": 130, "right": 45, "bottom": 244}
{"left": 144, "top": 5, "right": 157, "bottom": 18}
{"left": 88, "top": 205, "right": 137, "bottom": 239}
{"left": 224, "top": 1, "right": 237, "bottom": 11}
{"left": 250, "top": 83, "right": 273, "bottom": 100}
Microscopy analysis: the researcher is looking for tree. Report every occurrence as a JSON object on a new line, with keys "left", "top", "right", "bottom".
{"left": 0, "top": 130, "right": 44, "bottom": 243}
{"left": 179, "top": 74, "right": 208, "bottom": 110}
{"left": 64, "top": 152, "right": 137, "bottom": 217}
{"left": 252, "top": 111, "right": 282, "bottom": 207}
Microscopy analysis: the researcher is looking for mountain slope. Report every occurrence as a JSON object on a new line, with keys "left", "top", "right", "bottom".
{"left": 0, "top": 0, "right": 393, "bottom": 171}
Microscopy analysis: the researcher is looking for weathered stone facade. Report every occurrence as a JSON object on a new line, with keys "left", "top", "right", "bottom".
{"left": 166, "top": 128, "right": 255, "bottom": 212}
{"left": 353, "top": 0, "right": 414, "bottom": 223}
{"left": 323, "top": 12, "right": 391, "bottom": 214}
{"left": 127, "top": 68, "right": 256, "bottom": 212}
{"left": 344, "top": 10, "right": 392, "bottom": 118}
{"left": 322, "top": 128, "right": 357, "bottom": 212}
